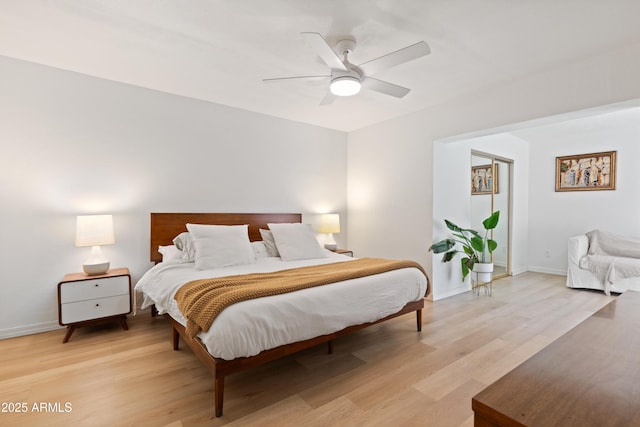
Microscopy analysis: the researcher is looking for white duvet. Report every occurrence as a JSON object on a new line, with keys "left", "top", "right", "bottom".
{"left": 135, "top": 252, "right": 427, "bottom": 360}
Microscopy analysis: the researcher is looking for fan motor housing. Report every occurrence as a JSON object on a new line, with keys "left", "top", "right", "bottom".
{"left": 331, "top": 68, "right": 361, "bottom": 80}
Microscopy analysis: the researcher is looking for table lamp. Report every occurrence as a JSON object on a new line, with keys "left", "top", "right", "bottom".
{"left": 318, "top": 213, "right": 340, "bottom": 251}
{"left": 75, "top": 214, "right": 115, "bottom": 275}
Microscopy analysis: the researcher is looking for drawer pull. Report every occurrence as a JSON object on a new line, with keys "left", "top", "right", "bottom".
{"left": 95, "top": 283, "right": 99, "bottom": 287}
{"left": 96, "top": 303, "right": 100, "bottom": 307}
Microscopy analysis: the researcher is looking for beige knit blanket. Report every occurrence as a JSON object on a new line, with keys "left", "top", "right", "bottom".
{"left": 175, "top": 258, "right": 429, "bottom": 338}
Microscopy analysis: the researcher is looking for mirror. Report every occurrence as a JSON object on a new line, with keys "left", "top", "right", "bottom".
{"left": 470, "top": 153, "right": 511, "bottom": 278}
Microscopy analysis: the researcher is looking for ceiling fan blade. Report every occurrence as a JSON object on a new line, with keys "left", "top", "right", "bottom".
{"left": 358, "top": 41, "right": 430, "bottom": 76}
{"left": 262, "top": 75, "right": 330, "bottom": 83}
{"left": 320, "top": 91, "right": 336, "bottom": 105}
{"left": 301, "top": 32, "right": 348, "bottom": 71}
{"left": 362, "top": 77, "right": 411, "bottom": 98}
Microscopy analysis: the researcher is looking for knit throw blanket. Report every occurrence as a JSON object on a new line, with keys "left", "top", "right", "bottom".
{"left": 175, "top": 258, "right": 428, "bottom": 338}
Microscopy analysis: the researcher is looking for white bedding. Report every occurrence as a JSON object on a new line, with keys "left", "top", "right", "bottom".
{"left": 135, "top": 251, "right": 427, "bottom": 360}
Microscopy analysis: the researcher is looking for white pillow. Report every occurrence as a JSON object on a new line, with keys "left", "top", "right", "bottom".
{"left": 158, "top": 245, "right": 182, "bottom": 262}
{"left": 186, "top": 223, "right": 255, "bottom": 269}
{"left": 172, "top": 232, "right": 196, "bottom": 263}
{"left": 251, "top": 241, "right": 269, "bottom": 259}
{"left": 259, "top": 229, "right": 280, "bottom": 257}
{"left": 267, "top": 223, "right": 327, "bottom": 261}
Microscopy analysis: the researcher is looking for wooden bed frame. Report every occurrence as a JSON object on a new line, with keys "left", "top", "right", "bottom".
{"left": 149, "top": 212, "right": 427, "bottom": 417}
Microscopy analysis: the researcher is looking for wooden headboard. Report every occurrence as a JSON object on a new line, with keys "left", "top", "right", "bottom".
{"left": 149, "top": 212, "right": 302, "bottom": 263}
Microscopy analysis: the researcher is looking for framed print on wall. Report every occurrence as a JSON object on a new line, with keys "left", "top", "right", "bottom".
{"left": 555, "top": 151, "right": 616, "bottom": 192}
{"left": 471, "top": 164, "right": 498, "bottom": 195}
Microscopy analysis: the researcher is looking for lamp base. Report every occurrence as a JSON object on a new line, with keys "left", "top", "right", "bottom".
{"left": 324, "top": 233, "right": 338, "bottom": 251}
{"left": 83, "top": 261, "right": 110, "bottom": 276}
{"left": 82, "top": 245, "right": 110, "bottom": 275}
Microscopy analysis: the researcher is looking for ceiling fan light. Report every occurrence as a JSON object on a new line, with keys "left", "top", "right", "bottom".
{"left": 330, "top": 76, "right": 361, "bottom": 96}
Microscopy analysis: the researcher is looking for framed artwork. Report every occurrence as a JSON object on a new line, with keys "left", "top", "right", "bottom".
{"left": 555, "top": 151, "right": 616, "bottom": 192}
{"left": 471, "top": 164, "right": 498, "bottom": 195}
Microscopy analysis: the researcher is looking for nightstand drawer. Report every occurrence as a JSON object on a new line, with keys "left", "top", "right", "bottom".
{"left": 60, "top": 275, "right": 129, "bottom": 303}
{"left": 61, "top": 294, "right": 131, "bottom": 324}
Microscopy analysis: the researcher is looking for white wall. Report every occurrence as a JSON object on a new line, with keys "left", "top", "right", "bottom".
{"left": 348, "top": 40, "right": 640, "bottom": 300}
{"left": 0, "top": 56, "right": 347, "bottom": 338}
{"left": 347, "top": 112, "right": 433, "bottom": 265}
{"left": 513, "top": 107, "right": 640, "bottom": 274}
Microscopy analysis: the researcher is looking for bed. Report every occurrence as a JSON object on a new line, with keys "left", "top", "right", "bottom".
{"left": 136, "top": 212, "right": 430, "bottom": 417}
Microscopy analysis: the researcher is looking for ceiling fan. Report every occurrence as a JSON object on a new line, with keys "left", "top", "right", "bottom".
{"left": 263, "top": 32, "right": 431, "bottom": 105}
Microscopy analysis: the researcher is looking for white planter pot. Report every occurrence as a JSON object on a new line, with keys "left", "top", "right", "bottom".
{"left": 472, "top": 262, "right": 494, "bottom": 284}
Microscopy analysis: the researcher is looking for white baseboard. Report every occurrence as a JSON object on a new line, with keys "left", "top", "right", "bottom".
{"left": 510, "top": 267, "right": 528, "bottom": 276}
{"left": 527, "top": 266, "right": 567, "bottom": 276}
{"left": 0, "top": 321, "right": 63, "bottom": 340}
{"left": 432, "top": 284, "right": 471, "bottom": 301}
{"left": 0, "top": 307, "right": 151, "bottom": 340}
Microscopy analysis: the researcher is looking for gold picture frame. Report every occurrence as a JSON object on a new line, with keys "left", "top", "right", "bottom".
{"left": 471, "top": 164, "right": 498, "bottom": 195}
{"left": 555, "top": 151, "right": 616, "bottom": 192}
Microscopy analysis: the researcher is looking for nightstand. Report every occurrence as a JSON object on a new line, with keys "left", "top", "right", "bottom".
{"left": 335, "top": 249, "right": 354, "bottom": 257}
{"left": 58, "top": 267, "right": 132, "bottom": 343}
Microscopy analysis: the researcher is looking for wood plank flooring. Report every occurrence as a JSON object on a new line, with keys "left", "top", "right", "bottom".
{"left": 0, "top": 272, "right": 613, "bottom": 426}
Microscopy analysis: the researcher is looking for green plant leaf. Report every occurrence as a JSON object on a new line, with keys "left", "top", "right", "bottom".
{"left": 470, "top": 236, "right": 484, "bottom": 253}
{"left": 482, "top": 211, "right": 500, "bottom": 230}
{"left": 461, "top": 257, "right": 470, "bottom": 280}
{"left": 463, "top": 245, "right": 473, "bottom": 255}
{"left": 442, "top": 250, "right": 457, "bottom": 262}
{"left": 465, "top": 257, "right": 475, "bottom": 269}
{"left": 444, "top": 219, "right": 463, "bottom": 233}
{"left": 487, "top": 239, "right": 497, "bottom": 253}
{"left": 429, "top": 239, "right": 456, "bottom": 253}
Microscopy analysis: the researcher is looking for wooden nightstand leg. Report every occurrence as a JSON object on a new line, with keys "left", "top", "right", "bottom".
{"left": 62, "top": 325, "right": 75, "bottom": 343}
{"left": 120, "top": 315, "right": 129, "bottom": 331}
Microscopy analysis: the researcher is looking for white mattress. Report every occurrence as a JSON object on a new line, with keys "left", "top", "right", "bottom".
{"left": 135, "top": 252, "right": 427, "bottom": 360}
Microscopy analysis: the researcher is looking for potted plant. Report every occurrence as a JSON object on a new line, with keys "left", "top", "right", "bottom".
{"left": 429, "top": 211, "right": 500, "bottom": 282}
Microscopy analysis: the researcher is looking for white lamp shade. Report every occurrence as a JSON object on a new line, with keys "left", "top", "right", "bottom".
{"left": 75, "top": 215, "right": 115, "bottom": 247}
{"left": 318, "top": 214, "right": 340, "bottom": 234}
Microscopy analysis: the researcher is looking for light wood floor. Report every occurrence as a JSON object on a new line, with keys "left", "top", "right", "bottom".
{"left": 0, "top": 272, "right": 613, "bottom": 427}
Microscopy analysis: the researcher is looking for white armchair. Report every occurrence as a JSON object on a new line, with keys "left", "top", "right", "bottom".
{"left": 567, "top": 234, "right": 640, "bottom": 295}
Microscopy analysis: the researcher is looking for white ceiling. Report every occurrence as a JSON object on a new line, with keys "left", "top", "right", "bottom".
{"left": 2, "top": 0, "right": 640, "bottom": 132}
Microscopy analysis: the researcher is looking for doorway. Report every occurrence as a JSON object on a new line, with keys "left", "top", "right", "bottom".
{"left": 471, "top": 151, "right": 512, "bottom": 279}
